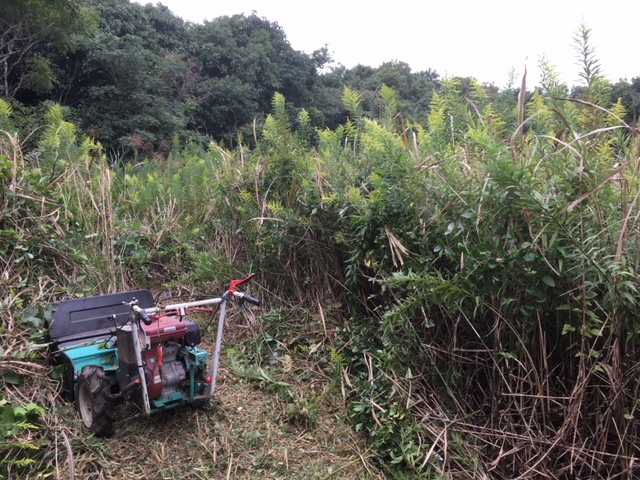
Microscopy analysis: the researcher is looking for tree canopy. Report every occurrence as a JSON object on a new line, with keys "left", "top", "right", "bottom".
{"left": 1, "top": 0, "right": 638, "bottom": 155}
{"left": 189, "top": 14, "right": 317, "bottom": 141}
{"left": 0, "top": 0, "right": 97, "bottom": 98}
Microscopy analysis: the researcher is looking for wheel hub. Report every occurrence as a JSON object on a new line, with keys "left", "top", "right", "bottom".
{"left": 77, "top": 382, "right": 94, "bottom": 428}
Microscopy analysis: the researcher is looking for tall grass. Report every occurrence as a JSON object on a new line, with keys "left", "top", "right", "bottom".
{"left": 329, "top": 55, "right": 640, "bottom": 479}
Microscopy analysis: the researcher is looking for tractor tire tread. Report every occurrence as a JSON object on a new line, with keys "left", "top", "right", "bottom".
{"left": 77, "top": 365, "right": 116, "bottom": 437}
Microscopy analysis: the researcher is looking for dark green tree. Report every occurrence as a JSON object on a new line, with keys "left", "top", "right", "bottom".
{"left": 78, "top": 35, "right": 190, "bottom": 152}
{"left": 189, "top": 14, "right": 317, "bottom": 142}
{"left": 610, "top": 77, "right": 640, "bottom": 124}
{"left": 309, "top": 65, "right": 349, "bottom": 129}
{"left": 372, "top": 62, "right": 438, "bottom": 122}
{"left": 312, "top": 61, "right": 439, "bottom": 129}
{"left": 87, "top": 0, "right": 191, "bottom": 52}
{"left": 50, "top": 0, "right": 194, "bottom": 154}
{"left": 0, "top": 0, "right": 97, "bottom": 99}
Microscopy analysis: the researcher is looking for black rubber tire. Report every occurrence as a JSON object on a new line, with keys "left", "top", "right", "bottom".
{"left": 190, "top": 398, "right": 207, "bottom": 410}
{"left": 52, "top": 352, "right": 76, "bottom": 402}
{"left": 76, "top": 365, "right": 116, "bottom": 437}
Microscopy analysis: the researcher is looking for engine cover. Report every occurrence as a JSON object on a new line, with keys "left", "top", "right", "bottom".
{"left": 142, "top": 316, "right": 187, "bottom": 344}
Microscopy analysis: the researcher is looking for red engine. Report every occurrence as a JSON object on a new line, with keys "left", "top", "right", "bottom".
{"left": 140, "top": 316, "right": 187, "bottom": 399}
{"left": 117, "top": 315, "right": 201, "bottom": 402}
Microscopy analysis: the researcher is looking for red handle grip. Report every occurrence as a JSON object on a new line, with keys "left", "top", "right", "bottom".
{"left": 229, "top": 274, "right": 255, "bottom": 294}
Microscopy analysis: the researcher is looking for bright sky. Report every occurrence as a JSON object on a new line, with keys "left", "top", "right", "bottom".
{"left": 135, "top": 0, "right": 637, "bottom": 88}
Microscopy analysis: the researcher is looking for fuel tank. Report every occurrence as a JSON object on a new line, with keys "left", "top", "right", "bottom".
{"left": 141, "top": 316, "right": 187, "bottom": 344}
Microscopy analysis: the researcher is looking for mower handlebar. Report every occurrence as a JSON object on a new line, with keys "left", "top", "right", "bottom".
{"left": 228, "top": 274, "right": 254, "bottom": 294}
{"left": 144, "top": 297, "right": 224, "bottom": 315}
{"left": 233, "top": 291, "right": 261, "bottom": 306}
{"left": 139, "top": 275, "right": 261, "bottom": 317}
{"left": 132, "top": 305, "right": 153, "bottom": 325}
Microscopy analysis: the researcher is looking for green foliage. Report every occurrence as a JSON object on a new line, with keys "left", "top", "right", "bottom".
{"left": 573, "top": 23, "right": 609, "bottom": 97}
{"left": 0, "top": 100, "right": 15, "bottom": 140}
{"left": 304, "top": 30, "right": 640, "bottom": 476}
{"left": 0, "top": 400, "right": 44, "bottom": 440}
{"left": 314, "top": 61, "right": 438, "bottom": 129}
{"left": 76, "top": 34, "right": 189, "bottom": 151}
{"left": 342, "top": 87, "right": 364, "bottom": 119}
{"left": 538, "top": 54, "right": 568, "bottom": 97}
{"left": 190, "top": 13, "right": 316, "bottom": 143}
{"left": 610, "top": 76, "right": 640, "bottom": 124}
{"left": 0, "top": 0, "right": 98, "bottom": 98}
{"left": 0, "top": 399, "right": 44, "bottom": 476}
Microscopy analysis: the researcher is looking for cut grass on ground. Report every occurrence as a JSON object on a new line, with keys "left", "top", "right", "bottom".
{"left": 52, "top": 317, "right": 384, "bottom": 480}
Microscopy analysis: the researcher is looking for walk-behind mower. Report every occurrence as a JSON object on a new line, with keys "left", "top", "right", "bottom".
{"left": 47, "top": 275, "right": 260, "bottom": 437}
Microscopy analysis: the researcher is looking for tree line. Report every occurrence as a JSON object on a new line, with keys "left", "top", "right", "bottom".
{"left": 0, "top": 0, "right": 437, "bottom": 155}
{"left": 4, "top": 0, "right": 638, "bottom": 158}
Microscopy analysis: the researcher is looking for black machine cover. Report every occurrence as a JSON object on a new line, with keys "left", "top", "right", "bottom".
{"left": 49, "top": 290, "right": 154, "bottom": 349}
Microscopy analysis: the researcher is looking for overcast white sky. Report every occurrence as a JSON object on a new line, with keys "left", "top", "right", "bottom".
{"left": 134, "top": 0, "right": 637, "bottom": 88}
